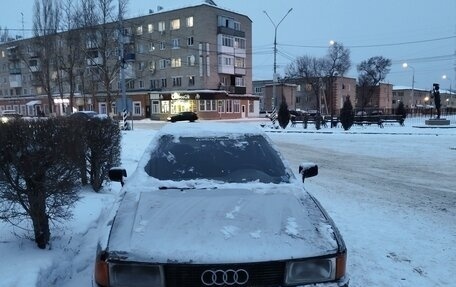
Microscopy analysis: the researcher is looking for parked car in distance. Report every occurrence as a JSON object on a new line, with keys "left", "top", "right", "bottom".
{"left": 94, "top": 122, "right": 349, "bottom": 287}
{"left": 1, "top": 110, "right": 22, "bottom": 123}
{"left": 69, "top": 111, "right": 107, "bottom": 120}
{"left": 166, "top": 111, "right": 198, "bottom": 122}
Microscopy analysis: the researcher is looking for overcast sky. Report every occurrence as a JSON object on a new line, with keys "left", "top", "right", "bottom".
{"left": 1, "top": 0, "right": 455, "bottom": 90}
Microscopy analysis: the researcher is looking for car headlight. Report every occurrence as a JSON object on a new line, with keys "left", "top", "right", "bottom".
{"left": 1, "top": 117, "right": 8, "bottom": 123}
{"left": 285, "top": 258, "right": 336, "bottom": 285}
{"left": 166, "top": 117, "right": 171, "bottom": 121}
{"left": 109, "top": 263, "right": 164, "bottom": 287}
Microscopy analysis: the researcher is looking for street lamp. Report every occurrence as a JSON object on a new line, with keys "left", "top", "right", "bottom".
{"left": 442, "top": 74, "right": 453, "bottom": 108}
{"left": 402, "top": 63, "right": 415, "bottom": 109}
{"left": 264, "top": 8, "right": 293, "bottom": 110}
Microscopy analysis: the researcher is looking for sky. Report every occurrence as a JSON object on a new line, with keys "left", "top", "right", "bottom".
{"left": 1, "top": 0, "right": 456, "bottom": 91}
{"left": 0, "top": 118, "right": 455, "bottom": 286}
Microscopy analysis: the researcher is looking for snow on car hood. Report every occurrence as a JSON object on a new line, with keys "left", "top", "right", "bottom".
{"left": 107, "top": 187, "right": 338, "bottom": 264}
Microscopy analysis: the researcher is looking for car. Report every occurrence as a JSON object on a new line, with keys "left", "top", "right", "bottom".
{"left": 166, "top": 111, "right": 198, "bottom": 122}
{"left": 69, "top": 111, "right": 99, "bottom": 119}
{"left": 94, "top": 122, "right": 348, "bottom": 287}
{"left": 1, "top": 110, "right": 22, "bottom": 123}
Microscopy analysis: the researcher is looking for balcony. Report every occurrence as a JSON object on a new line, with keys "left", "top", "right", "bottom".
{"left": 9, "top": 68, "right": 22, "bottom": 74}
{"left": 217, "top": 26, "right": 245, "bottom": 38}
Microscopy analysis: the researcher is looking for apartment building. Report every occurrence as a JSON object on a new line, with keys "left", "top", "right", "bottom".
{"left": 0, "top": 1, "right": 259, "bottom": 120}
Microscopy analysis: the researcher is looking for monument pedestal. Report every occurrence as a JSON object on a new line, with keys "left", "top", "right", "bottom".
{"left": 425, "top": 118, "right": 451, "bottom": 126}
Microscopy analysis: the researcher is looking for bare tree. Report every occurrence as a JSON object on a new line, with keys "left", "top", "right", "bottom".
{"left": 357, "top": 56, "right": 392, "bottom": 110}
{"left": 323, "top": 42, "right": 351, "bottom": 115}
{"left": 55, "top": 0, "right": 86, "bottom": 114}
{"left": 32, "top": 0, "right": 61, "bottom": 114}
{"left": 77, "top": 0, "right": 129, "bottom": 115}
{"left": 285, "top": 55, "right": 326, "bottom": 111}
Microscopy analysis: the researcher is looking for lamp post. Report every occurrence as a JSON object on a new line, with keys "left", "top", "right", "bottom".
{"left": 402, "top": 63, "right": 415, "bottom": 110}
{"left": 264, "top": 8, "right": 293, "bottom": 111}
{"left": 442, "top": 74, "right": 453, "bottom": 108}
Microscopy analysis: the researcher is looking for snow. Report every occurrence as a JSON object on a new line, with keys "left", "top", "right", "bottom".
{"left": 0, "top": 118, "right": 455, "bottom": 286}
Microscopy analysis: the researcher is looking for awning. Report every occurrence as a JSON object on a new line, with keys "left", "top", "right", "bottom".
{"left": 26, "top": 100, "right": 42, "bottom": 106}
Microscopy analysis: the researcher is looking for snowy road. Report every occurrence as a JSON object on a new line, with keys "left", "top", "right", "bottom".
{"left": 268, "top": 131, "right": 456, "bottom": 286}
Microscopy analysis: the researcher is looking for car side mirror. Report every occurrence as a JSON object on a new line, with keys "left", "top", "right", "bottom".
{"left": 109, "top": 168, "right": 127, "bottom": 186}
{"left": 299, "top": 163, "right": 318, "bottom": 183}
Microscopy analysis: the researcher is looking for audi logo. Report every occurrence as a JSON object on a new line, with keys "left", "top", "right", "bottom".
{"left": 201, "top": 269, "right": 249, "bottom": 286}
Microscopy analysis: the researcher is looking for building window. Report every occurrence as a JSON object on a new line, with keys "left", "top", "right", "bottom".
{"left": 188, "top": 75, "right": 195, "bottom": 86}
{"left": 187, "top": 55, "right": 196, "bottom": 66}
{"left": 233, "top": 21, "right": 241, "bottom": 31}
{"left": 172, "top": 77, "right": 182, "bottom": 87}
{"left": 186, "top": 16, "right": 193, "bottom": 27}
{"left": 235, "top": 77, "right": 245, "bottom": 87}
{"left": 150, "top": 79, "right": 159, "bottom": 89}
{"left": 187, "top": 36, "right": 194, "bottom": 46}
{"left": 138, "top": 62, "right": 145, "bottom": 71}
{"left": 226, "top": 100, "right": 233, "bottom": 113}
{"left": 161, "top": 78, "right": 167, "bottom": 88}
{"left": 151, "top": 100, "right": 159, "bottom": 114}
{"left": 233, "top": 100, "right": 240, "bottom": 113}
{"left": 199, "top": 100, "right": 216, "bottom": 111}
{"left": 222, "top": 35, "right": 233, "bottom": 47}
{"left": 148, "top": 24, "right": 153, "bottom": 33}
{"left": 159, "top": 59, "right": 167, "bottom": 69}
{"left": 133, "top": 101, "right": 141, "bottom": 116}
{"left": 149, "top": 42, "right": 155, "bottom": 52}
{"left": 172, "top": 38, "right": 180, "bottom": 49}
{"left": 99, "top": 103, "right": 107, "bottom": 114}
{"left": 235, "top": 57, "right": 245, "bottom": 68}
{"left": 161, "top": 100, "right": 170, "bottom": 113}
{"left": 159, "top": 41, "right": 165, "bottom": 50}
{"left": 170, "top": 19, "right": 180, "bottom": 30}
{"left": 136, "top": 26, "right": 143, "bottom": 35}
{"left": 234, "top": 37, "right": 246, "bottom": 49}
{"left": 171, "top": 58, "right": 181, "bottom": 68}
{"left": 126, "top": 80, "right": 135, "bottom": 90}
{"left": 139, "top": 80, "right": 145, "bottom": 88}
{"left": 111, "top": 102, "right": 117, "bottom": 114}
{"left": 158, "top": 21, "right": 166, "bottom": 32}
{"left": 218, "top": 100, "right": 225, "bottom": 113}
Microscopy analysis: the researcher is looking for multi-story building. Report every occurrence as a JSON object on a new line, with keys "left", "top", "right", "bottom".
{"left": 0, "top": 1, "right": 259, "bottom": 120}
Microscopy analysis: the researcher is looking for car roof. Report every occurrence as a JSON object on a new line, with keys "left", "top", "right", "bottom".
{"left": 157, "top": 122, "right": 263, "bottom": 138}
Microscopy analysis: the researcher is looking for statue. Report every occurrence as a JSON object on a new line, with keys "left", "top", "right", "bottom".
{"left": 432, "top": 83, "right": 441, "bottom": 119}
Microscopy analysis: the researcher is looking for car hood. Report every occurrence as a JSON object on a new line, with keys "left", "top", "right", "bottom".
{"left": 107, "top": 187, "right": 338, "bottom": 264}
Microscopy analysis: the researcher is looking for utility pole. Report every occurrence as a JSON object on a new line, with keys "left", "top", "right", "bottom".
{"left": 118, "top": 0, "right": 128, "bottom": 129}
{"left": 263, "top": 8, "right": 293, "bottom": 111}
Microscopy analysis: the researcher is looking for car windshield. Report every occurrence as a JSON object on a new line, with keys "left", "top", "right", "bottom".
{"left": 145, "top": 134, "right": 290, "bottom": 184}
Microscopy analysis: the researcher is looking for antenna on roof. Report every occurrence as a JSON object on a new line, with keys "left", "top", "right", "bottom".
{"left": 205, "top": 0, "right": 217, "bottom": 6}
{"left": 157, "top": 5, "right": 163, "bottom": 11}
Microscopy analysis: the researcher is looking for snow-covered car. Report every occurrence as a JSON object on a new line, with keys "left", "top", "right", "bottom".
{"left": 93, "top": 122, "right": 348, "bottom": 287}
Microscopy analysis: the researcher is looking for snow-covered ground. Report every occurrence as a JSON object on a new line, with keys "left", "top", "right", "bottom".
{"left": 0, "top": 118, "right": 455, "bottom": 287}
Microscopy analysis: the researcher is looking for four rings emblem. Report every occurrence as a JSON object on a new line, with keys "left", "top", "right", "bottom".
{"left": 201, "top": 269, "right": 249, "bottom": 286}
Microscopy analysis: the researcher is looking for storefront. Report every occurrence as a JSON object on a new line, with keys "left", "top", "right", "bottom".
{"left": 149, "top": 90, "right": 260, "bottom": 121}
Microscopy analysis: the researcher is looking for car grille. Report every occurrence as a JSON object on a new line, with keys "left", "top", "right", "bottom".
{"left": 164, "top": 261, "right": 285, "bottom": 287}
